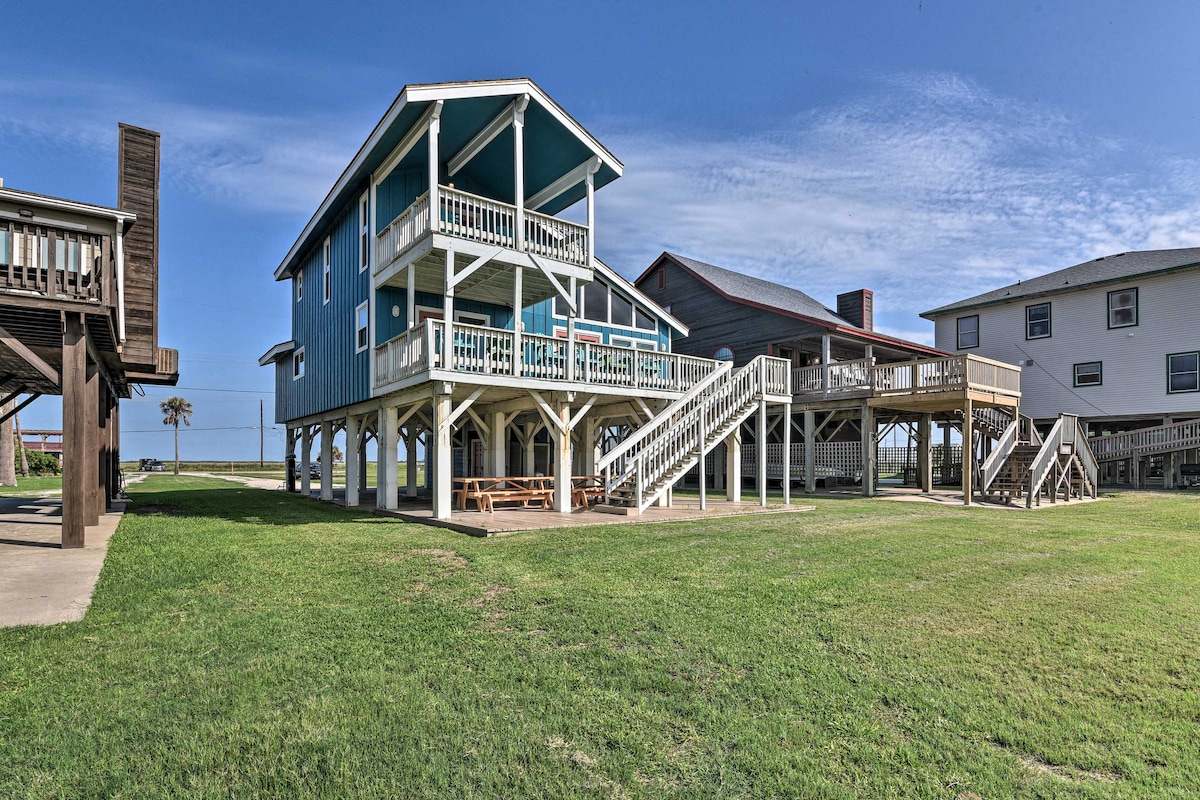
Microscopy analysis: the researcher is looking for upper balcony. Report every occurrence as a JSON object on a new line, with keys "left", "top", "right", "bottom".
{"left": 375, "top": 185, "right": 590, "bottom": 276}
{"left": 374, "top": 318, "right": 721, "bottom": 399}
{"left": 0, "top": 221, "right": 114, "bottom": 307}
{"left": 792, "top": 353, "right": 1022, "bottom": 409}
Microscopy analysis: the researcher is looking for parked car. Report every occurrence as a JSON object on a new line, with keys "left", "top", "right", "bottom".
{"left": 139, "top": 458, "right": 165, "bottom": 472}
{"left": 294, "top": 463, "right": 321, "bottom": 479}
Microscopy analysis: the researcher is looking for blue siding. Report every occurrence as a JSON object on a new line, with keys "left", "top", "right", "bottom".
{"left": 375, "top": 289, "right": 514, "bottom": 343}
{"left": 283, "top": 186, "right": 371, "bottom": 422}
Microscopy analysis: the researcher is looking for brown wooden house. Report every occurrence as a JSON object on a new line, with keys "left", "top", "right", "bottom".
{"left": 0, "top": 124, "right": 178, "bottom": 545}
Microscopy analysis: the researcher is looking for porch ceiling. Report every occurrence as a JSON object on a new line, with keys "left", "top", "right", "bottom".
{"left": 380, "top": 250, "right": 570, "bottom": 309}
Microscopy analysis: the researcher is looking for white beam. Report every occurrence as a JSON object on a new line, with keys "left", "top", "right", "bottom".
{"left": 447, "top": 94, "right": 528, "bottom": 176}
{"left": 526, "top": 253, "right": 575, "bottom": 313}
{"left": 443, "top": 387, "right": 486, "bottom": 431}
{"left": 525, "top": 156, "right": 601, "bottom": 212}
{"left": 376, "top": 100, "right": 444, "bottom": 189}
{"left": 448, "top": 246, "right": 504, "bottom": 289}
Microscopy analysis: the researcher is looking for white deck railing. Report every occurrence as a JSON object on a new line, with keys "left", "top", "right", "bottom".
{"left": 791, "top": 354, "right": 1020, "bottom": 401}
{"left": 374, "top": 185, "right": 590, "bottom": 273}
{"left": 1088, "top": 419, "right": 1200, "bottom": 462}
{"left": 373, "top": 320, "right": 722, "bottom": 393}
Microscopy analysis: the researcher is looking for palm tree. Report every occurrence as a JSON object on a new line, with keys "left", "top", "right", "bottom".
{"left": 160, "top": 396, "right": 193, "bottom": 475}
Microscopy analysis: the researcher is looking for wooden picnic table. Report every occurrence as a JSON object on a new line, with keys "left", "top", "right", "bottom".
{"left": 571, "top": 476, "right": 605, "bottom": 508}
{"left": 453, "top": 477, "right": 554, "bottom": 512}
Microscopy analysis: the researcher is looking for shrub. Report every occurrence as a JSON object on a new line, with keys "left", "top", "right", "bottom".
{"left": 21, "top": 449, "right": 61, "bottom": 476}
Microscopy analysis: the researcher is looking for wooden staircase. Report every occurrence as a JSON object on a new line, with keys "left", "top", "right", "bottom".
{"left": 598, "top": 355, "right": 790, "bottom": 513}
{"left": 980, "top": 413, "right": 1098, "bottom": 507}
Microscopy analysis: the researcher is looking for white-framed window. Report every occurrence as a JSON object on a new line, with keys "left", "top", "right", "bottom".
{"left": 355, "top": 302, "right": 369, "bottom": 353}
{"left": 359, "top": 192, "right": 370, "bottom": 273}
{"left": 1026, "top": 302, "right": 1051, "bottom": 340}
{"left": 714, "top": 346, "right": 734, "bottom": 361}
{"left": 1167, "top": 352, "right": 1199, "bottom": 393}
{"left": 1073, "top": 361, "right": 1102, "bottom": 387}
{"left": 292, "top": 347, "right": 305, "bottom": 380}
{"left": 454, "top": 310, "right": 490, "bottom": 327}
{"left": 611, "top": 335, "right": 658, "bottom": 351}
{"left": 322, "top": 237, "right": 331, "bottom": 305}
{"left": 957, "top": 315, "right": 979, "bottom": 349}
{"left": 554, "top": 279, "right": 657, "bottom": 332}
{"left": 1108, "top": 287, "right": 1137, "bottom": 329}
{"left": 296, "top": 269, "right": 303, "bottom": 302}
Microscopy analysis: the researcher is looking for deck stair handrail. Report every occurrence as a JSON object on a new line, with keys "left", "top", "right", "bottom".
{"left": 1024, "top": 414, "right": 1097, "bottom": 508}
{"left": 1087, "top": 419, "right": 1200, "bottom": 463}
{"left": 598, "top": 355, "right": 791, "bottom": 513}
{"left": 979, "top": 418, "right": 1020, "bottom": 495}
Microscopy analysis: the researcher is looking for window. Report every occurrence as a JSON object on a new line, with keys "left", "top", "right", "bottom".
{"left": 582, "top": 280, "right": 609, "bottom": 322}
{"left": 553, "top": 293, "right": 571, "bottom": 318}
{"left": 1026, "top": 302, "right": 1051, "bottom": 339}
{"left": 296, "top": 270, "right": 303, "bottom": 302}
{"left": 454, "top": 310, "right": 490, "bottom": 327}
{"left": 1108, "top": 287, "right": 1138, "bottom": 328}
{"left": 355, "top": 302, "right": 369, "bottom": 353}
{"left": 1073, "top": 361, "right": 1102, "bottom": 387}
{"left": 611, "top": 292, "right": 633, "bottom": 327}
{"left": 1167, "top": 352, "right": 1199, "bottom": 393}
{"left": 634, "top": 306, "right": 656, "bottom": 331}
{"left": 322, "top": 237, "right": 331, "bottom": 305}
{"left": 714, "top": 346, "right": 734, "bottom": 361}
{"left": 292, "top": 348, "right": 305, "bottom": 380}
{"left": 359, "top": 193, "right": 370, "bottom": 273}
{"left": 0, "top": 229, "right": 8, "bottom": 266}
{"left": 956, "top": 315, "right": 979, "bottom": 349}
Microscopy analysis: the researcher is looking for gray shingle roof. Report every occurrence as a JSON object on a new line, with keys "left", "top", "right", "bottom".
{"left": 665, "top": 253, "right": 850, "bottom": 327}
{"left": 921, "top": 248, "right": 1200, "bottom": 318}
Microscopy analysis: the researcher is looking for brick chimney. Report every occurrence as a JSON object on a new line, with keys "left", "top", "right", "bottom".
{"left": 837, "top": 289, "right": 873, "bottom": 331}
{"left": 117, "top": 123, "right": 161, "bottom": 367}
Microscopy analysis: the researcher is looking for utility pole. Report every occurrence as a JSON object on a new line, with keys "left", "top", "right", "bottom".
{"left": 259, "top": 399, "right": 264, "bottom": 468}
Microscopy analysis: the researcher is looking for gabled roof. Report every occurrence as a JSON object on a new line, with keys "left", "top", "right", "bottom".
{"left": 258, "top": 340, "right": 295, "bottom": 366}
{"left": 275, "top": 78, "right": 623, "bottom": 281}
{"left": 0, "top": 186, "right": 136, "bottom": 229}
{"left": 637, "top": 252, "right": 947, "bottom": 357}
{"left": 921, "top": 248, "right": 1200, "bottom": 318}
{"left": 594, "top": 258, "right": 688, "bottom": 337}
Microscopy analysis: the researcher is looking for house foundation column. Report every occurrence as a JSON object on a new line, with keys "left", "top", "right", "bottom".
{"left": 97, "top": 381, "right": 110, "bottom": 514}
{"left": 861, "top": 403, "right": 876, "bottom": 498}
{"left": 725, "top": 428, "right": 742, "bottom": 502}
{"left": 300, "top": 425, "right": 313, "bottom": 497}
{"left": 62, "top": 314, "right": 87, "bottom": 548}
{"left": 379, "top": 406, "right": 398, "bottom": 510}
{"left": 581, "top": 418, "right": 597, "bottom": 477}
{"left": 757, "top": 400, "right": 768, "bottom": 507}
{"left": 917, "top": 413, "right": 933, "bottom": 492}
{"left": 524, "top": 421, "right": 537, "bottom": 475}
{"left": 406, "top": 426, "right": 418, "bottom": 497}
{"left": 345, "top": 415, "right": 360, "bottom": 507}
{"left": 359, "top": 427, "right": 369, "bottom": 492}
{"left": 490, "top": 411, "right": 507, "bottom": 477}
{"left": 84, "top": 361, "right": 99, "bottom": 527}
{"left": 782, "top": 405, "right": 792, "bottom": 505}
{"left": 432, "top": 395, "right": 453, "bottom": 519}
{"left": 319, "top": 420, "right": 333, "bottom": 501}
{"left": 961, "top": 398, "right": 973, "bottom": 505}
{"left": 804, "top": 410, "right": 816, "bottom": 494}
{"left": 553, "top": 400, "right": 572, "bottom": 513}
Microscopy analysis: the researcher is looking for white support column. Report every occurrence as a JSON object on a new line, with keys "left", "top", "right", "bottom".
{"left": 804, "top": 410, "right": 816, "bottom": 494}
{"left": 758, "top": 401, "right": 768, "bottom": 507}
{"left": 345, "top": 414, "right": 360, "bottom": 507}
{"left": 444, "top": 248, "right": 455, "bottom": 322}
{"left": 585, "top": 163, "right": 596, "bottom": 267}
{"left": 513, "top": 100, "right": 526, "bottom": 252}
{"left": 379, "top": 406, "right": 398, "bottom": 510}
{"left": 961, "top": 397, "right": 973, "bottom": 505}
{"left": 567, "top": 276, "right": 577, "bottom": 382}
{"left": 319, "top": 420, "right": 333, "bottom": 501}
{"left": 782, "top": 404, "right": 792, "bottom": 505}
{"left": 300, "top": 425, "right": 313, "bottom": 497}
{"left": 821, "top": 333, "right": 831, "bottom": 399}
{"left": 917, "top": 413, "right": 932, "bottom": 492}
{"left": 359, "top": 430, "right": 369, "bottom": 492}
{"left": 428, "top": 104, "right": 441, "bottom": 231}
{"left": 726, "top": 428, "right": 741, "bottom": 502}
{"left": 524, "top": 421, "right": 537, "bottom": 475}
{"left": 714, "top": 441, "right": 726, "bottom": 492}
{"left": 554, "top": 400, "right": 572, "bottom": 513}
{"left": 490, "top": 410, "right": 507, "bottom": 477}
{"left": 513, "top": 265, "right": 523, "bottom": 376}
{"left": 861, "top": 403, "right": 875, "bottom": 498}
{"left": 405, "top": 426, "right": 418, "bottom": 497}
{"left": 582, "top": 418, "right": 597, "bottom": 476}
{"left": 406, "top": 262, "right": 416, "bottom": 328}
{"left": 432, "top": 394, "right": 453, "bottom": 519}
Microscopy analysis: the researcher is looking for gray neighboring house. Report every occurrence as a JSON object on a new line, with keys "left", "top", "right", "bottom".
{"left": 921, "top": 248, "right": 1200, "bottom": 435}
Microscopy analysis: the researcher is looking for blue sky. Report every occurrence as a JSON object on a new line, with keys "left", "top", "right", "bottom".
{"left": 6, "top": 1, "right": 1200, "bottom": 460}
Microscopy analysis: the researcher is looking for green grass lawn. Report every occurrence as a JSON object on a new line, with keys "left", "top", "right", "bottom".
{"left": 2, "top": 476, "right": 1198, "bottom": 798}
{"left": 0, "top": 475, "right": 63, "bottom": 498}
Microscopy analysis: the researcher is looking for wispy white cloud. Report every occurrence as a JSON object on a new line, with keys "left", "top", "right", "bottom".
{"left": 593, "top": 73, "right": 1200, "bottom": 334}
{"left": 0, "top": 76, "right": 365, "bottom": 215}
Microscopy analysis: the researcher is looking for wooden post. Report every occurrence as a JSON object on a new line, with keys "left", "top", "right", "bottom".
{"left": 804, "top": 410, "right": 816, "bottom": 494}
{"left": 758, "top": 399, "right": 768, "bottom": 507}
{"left": 554, "top": 399, "right": 572, "bottom": 513}
{"left": 582, "top": 417, "right": 596, "bottom": 477}
{"left": 345, "top": 415, "right": 360, "bottom": 507}
{"left": 513, "top": 265, "right": 523, "bottom": 377}
{"left": 861, "top": 402, "right": 875, "bottom": 498}
{"left": 524, "top": 421, "right": 537, "bottom": 476}
{"left": 319, "top": 420, "right": 333, "bottom": 501}
{"left": 698, "top": 420, "right": 707, "bottom": 511}
{"left": 428, "top": 105, "right": 441, "bottom": 233}
{"left": 406, "top": 426, "right": 418, "bottom": 497}
{"left": 490, "top": 410, "right": 507, "bottom": 477}
{"left": 300, "top": 425, "right": 313, "bottom": 497}
{"left": 380, "top": 406, "right": 398, "bottom": 510}
{"left": 962, "top": 397, "right": 973, "bottom": 505}
{"left": 513, "top": 101, "right": 525, "bottom": 252}
{"left": 98, "top": 381, "right": 110, "bottom": 513}
{"left": 406, "top": 262, "right": 416, "bottom": 329}
{"left": 432, "top": 395, "right": 452, "bottom": 520}
{"left": 821, "top": 334, "right": 831, "bottom": 399}
{"left": 726, "top": 428, "right": 742, "bottom": 502}
{"left": 359, "top": 430, "right": 369, "bottom": 492}
{"left": 917, "top": 413, "right": 933, "bottom": 492}
{"left": 62, "top": 314, "right": 86, "bottom": 548}
{"left": 782, "top": 405, "right": 792, "bottom": 505}
{"left": 84, "top": 361, "right": 99, "bottom": 527}
{"left": 942, "top": 423, "right": 952, "bottom": 486}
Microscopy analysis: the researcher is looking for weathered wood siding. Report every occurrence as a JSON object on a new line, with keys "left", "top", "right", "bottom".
{"left": 283, "top": 186, "right": 371, "bottom": 422}
{"left": 117, "top": 124, "right": 159, "bottom": 367}
{"left": 637, "top": 259, "right": 827, "bottom": 365}
{"left": 931, "top": 268, "right": 1200, "bottom": 421}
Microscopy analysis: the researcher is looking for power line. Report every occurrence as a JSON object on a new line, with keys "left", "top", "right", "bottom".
{"left": 123, "top": 425, "right": 284, "bottom": 433}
